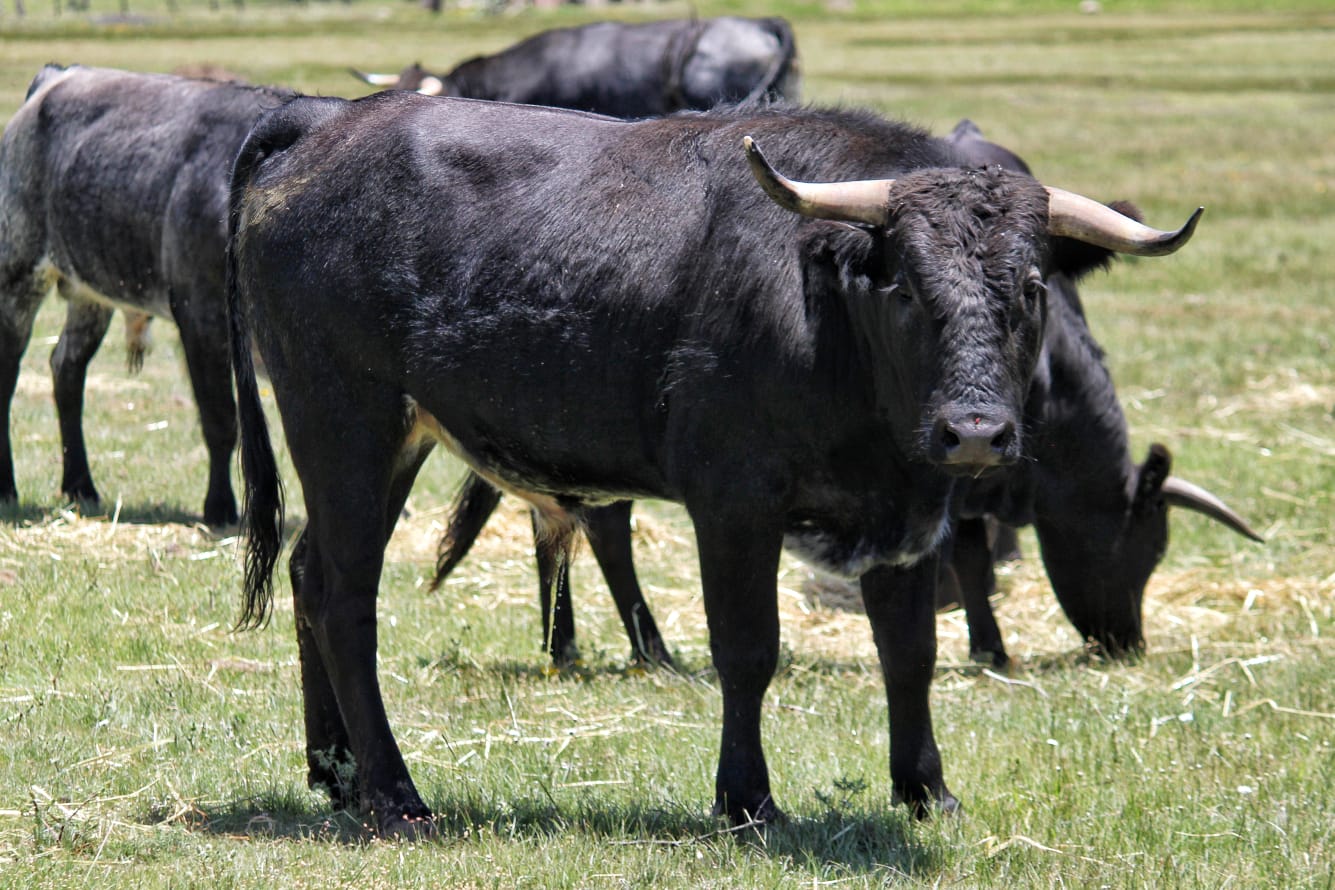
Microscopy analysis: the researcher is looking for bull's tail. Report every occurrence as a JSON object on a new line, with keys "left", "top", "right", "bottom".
{"left": 431, "top": 471, "right": 504, "bottom": 591}
{"left": 226, "top": 98, "right": 335, "bottom": 629}
{"left": 124, "top": 311, "right": 152, "bottom": 375}
{"left": 227, "top": 95, "right": 355, "bottom": 629}
{"left": 741, "top": 17, "right": 800, "bottom": 106}
{"left": 227, "top": 123, "right": 283, "bottom": 629}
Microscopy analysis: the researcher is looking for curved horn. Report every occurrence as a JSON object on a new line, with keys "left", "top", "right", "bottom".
{"left": 1047, "top": 187, "right": 1203, "bottom": 256}
{"left": 349, "top": 68, "right": 402, "bottom": 87}
{"left": 1162, "top": 476, "right": 1265, "bottom": 542}
{"left": 417, "top": 76, "right": 445, "bottom": 96}
{"left": 744, "top": 136, "right": 894, "bottom": 227}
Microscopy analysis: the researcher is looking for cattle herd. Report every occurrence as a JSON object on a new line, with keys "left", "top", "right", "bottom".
{"left": 0, "top": 15, "right": 1262, "bottom": 839}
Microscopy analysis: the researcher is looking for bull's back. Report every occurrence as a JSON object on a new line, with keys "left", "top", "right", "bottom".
{"left": 233, "top": 94, "right": 812, "bottom": 496}
{"left": 2, "top": 65, "right": 283, "bottom": 312}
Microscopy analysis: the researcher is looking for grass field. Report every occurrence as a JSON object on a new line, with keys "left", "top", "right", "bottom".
{"left": 0, "top": 1, "right": 1331, "bottom": 886}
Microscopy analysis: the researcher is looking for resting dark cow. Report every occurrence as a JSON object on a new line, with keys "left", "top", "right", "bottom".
{"left": 0, "top": 64, "right": 293, "bottom": 525}
{"left": 435, "top": 120, "right": 1261, "bottom": 671}
{"left": 227, "top": 92, "right": 1200, "bottom": 836}
{"left": 351, "top": 16, "right": 798, "bottom": 116}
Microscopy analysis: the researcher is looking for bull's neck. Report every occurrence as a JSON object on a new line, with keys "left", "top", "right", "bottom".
{"left": 1032, "top": 286, "right": 1136, "bottom": 509}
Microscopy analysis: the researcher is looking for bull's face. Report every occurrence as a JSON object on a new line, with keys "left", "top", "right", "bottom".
{"left": 743, "top": 137, "right": 1198, "bottom": 478}
{"left": 876, "top": 170, "right": 1049, "bottom": 474}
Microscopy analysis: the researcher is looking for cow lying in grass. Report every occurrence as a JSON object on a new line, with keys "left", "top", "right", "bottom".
{"left": 351, "top": 16, "right": 798, "bottom": 116}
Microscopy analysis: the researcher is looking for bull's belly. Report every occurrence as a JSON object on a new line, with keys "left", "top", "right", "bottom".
{"left": 404, "top": 398, "right": 660, "bottom": 523}
{"left": 783, "top": 509, "right": 950, "bottom": 578}
{"left": 37, "top": 256, "right": 173, "bottom": 319}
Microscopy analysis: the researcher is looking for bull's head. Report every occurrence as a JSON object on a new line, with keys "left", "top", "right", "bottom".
{"left": 742, "top": 136, "right": 1201, "bottom": 478}
{"left": 1036, "top": 442, "right": 1263, "bottom": 655}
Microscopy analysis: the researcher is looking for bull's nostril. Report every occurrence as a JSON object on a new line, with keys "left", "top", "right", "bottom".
{"left": 933, "top": 411, "right": 1016, "bottom": 467}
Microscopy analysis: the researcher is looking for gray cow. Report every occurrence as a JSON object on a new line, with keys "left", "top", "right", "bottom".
{"left": 353, "top": 16, "right": 799, "bottom": 117}
{"left": 0, "top": 64, "right": 294, "bottom": 525}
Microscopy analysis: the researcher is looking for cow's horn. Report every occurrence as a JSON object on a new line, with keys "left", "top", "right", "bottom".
{"left": 417, "top": 76, "right": 445, "bottom": 96}
{"left": 744, "top": 136, "right": 893, "bottom": 227}
{"left": 1047, "top": 187, "right": 1203, "bottom": 256}
{"left": 1162, "top": 476, "right": 1265, "bottom": 542}
{"left": 349, "top": 68, "right": 401, "bottom": 87}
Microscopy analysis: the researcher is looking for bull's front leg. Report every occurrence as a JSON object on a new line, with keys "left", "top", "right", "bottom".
{"left": 860, "top": 557, "right": 960, "bottom": 817}
{"left": 951, "top": 516, "right": 1009, "bottom": 668}
{"left": 690, "top": 507, "right": 785, "bottom": 825}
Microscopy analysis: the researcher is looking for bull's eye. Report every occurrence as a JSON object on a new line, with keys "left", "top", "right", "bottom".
{"left": 1009, "top": 271, "right": 1046, "bottom": 333}
{"left": 878, "top": 280, "right": 912, "bottom": 304}
{"left": 1023, "top": 271, "right": 1047, "bottom": 305}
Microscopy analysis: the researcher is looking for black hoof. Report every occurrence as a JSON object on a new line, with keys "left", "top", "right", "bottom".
{"left": 894, "top": 786, "right": 961, "bottom": 819}
{"left": 61, "top": 485, "right": 101, "bottom": 509}
{"left": 714, "top": 794, "right": 786, "bottom": 828}
{"left": 630, "top": 642, "right": 676, "bottom": 670}
{"left": 971, "top": 647, "right": 1010, "bottom": 671}
{"left": 379, "top": 810, "right": 437, "bottom": 840}
{"left": 204, "top": 495, "right": 239, "bottom": 529}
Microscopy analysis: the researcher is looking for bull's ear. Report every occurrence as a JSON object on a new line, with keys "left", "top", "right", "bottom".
{"left": 798, "top": 220, "right": 878, "bottom": 294}
{"left": 1052, "top": 199, "right": 1144, "bottom": 280}
{"left": 1132, "top": 442, "right": 1173, "bottom": 516}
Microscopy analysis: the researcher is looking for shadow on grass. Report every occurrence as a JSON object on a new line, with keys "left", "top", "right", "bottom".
{"left": 173, "top": 787, "right": 942, "bottom": 875}
{"left": 0, "top": 497, "right": 207, "bottom": 530}
{"left": 415, "top": 647, "right": 717, "bottom": 684}
{"left": 0, "top": 498, "right": 315, "bottom": 552}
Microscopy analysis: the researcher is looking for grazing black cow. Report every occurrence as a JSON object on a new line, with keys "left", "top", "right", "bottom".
{"left": 0, "top": 64, "right": 293, "bottom": 525}
{"left": 945, "top": 270, "right": 1264, "bottom": 666}
{"left": 227, "top": 92, "right": 1200, "bottom": 836}
{"left": 936, "top": 120, "right": 1262, "bottom": 666}
{"left": 351, "top": 16, "right": 798, "bottom": 116}
{"left": 436, "top": 120, "right": 1261, "bottom": 672}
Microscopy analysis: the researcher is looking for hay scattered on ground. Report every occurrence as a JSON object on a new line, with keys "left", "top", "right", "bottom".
{"left": 0, "top": 506, "right": 230, "bottom": 580}
{"left": 6, "top": 503, "right": 1327, "bottom": 672}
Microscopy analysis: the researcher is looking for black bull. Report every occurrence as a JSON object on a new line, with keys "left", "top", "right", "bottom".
{"left": 227, "top": 93, "right": 1200, "bottom": 836}
{"left": 435, "top": 120, "right": 1261, "bottom": 671}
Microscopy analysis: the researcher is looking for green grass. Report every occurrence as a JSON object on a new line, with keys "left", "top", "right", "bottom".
{"left": 1, "top": 2, "right": 1332, "bottom": 887}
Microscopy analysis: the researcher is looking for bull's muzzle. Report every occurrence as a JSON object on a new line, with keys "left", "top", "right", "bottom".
{"left": 931, "top": 410, "right": 1017, "bottom": 470}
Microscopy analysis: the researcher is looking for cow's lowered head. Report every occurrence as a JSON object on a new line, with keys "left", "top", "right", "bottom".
{"left": 742, "top": 136, "right": 1201, "bottom": 479}
{"left": 1035, "top": 438, "right": 1263, "bottom": 656}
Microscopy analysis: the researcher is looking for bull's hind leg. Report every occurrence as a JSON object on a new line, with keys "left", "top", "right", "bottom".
{"left": 49, "top": 294, "right": 113, "bottom": 506}
{"left": 0, "top": 269, "right": 46, "bottom": 504}
{"left": 860, "top": 560, "right": 959, "bottom": 817}
{"left": 289, "top": 529, "right": 359, "bottom": 811}
{"left": 585, "top": 501, "right": 673, "bottom": 667}
{"left": 173, "top": 296, "right": 238, "bottom": 527}
{"left": 280, "top": 386, "right": 435, "bottom": 837}
{"left": 689, "top": 505, "right": 785, "bottom": 825}
{"left": 534, "top": 509, "right": 580, "bottom": 666}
